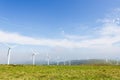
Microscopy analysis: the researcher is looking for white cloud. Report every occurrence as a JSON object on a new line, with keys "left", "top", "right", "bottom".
{"left": 1, "top": 20, "right": 120, "bottom": 49}
{"left": 1, "top": 23, "right": 120, "bottom": 49}
{"left": 99, "top": 24, "right": 120, "bottom": 36}
{"left": 63, "top": 34, "right": 89, "bottom": 40}
{"left": 0, "top": 30, "right": 84, "bottom": 48}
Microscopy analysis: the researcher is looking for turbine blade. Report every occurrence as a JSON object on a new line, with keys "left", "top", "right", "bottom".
{"left": 2, "top": 43, "right": 11, "bottom": 48}
{"left": 31, "top": 48, "right": 39, "bottom": 55}
{"left": 11, "top": 45, "right": 17, "bottom": 48}
{"left": 3, "top": 43, "right": 17, "bottom": 48}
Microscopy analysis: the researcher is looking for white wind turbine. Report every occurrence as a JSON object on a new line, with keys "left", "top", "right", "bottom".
{"left": 63, "top": 57, "right": 67, "bottom": 65}
{"left": 105, "top": 58, "right": 108, "bottom": 63}
{"left": 3, "top": 43, "right": 17, "bottom": 65}
{"left": 32, "top": 49, "right": 39, "bottom": 65}
{"left": 56, "top": 56, "right": 60, "bottom": 65}
{"left": 69, "top": 60, "right": 71, "bottom": 66}
{"left": 64, "top": 60, "right": 66, "bottom": 65}
{"left": 46, "top": 53, "right": 50, "bottom": 65}
{"left": 116, "top": 58, "right": 119, "bottom": 65}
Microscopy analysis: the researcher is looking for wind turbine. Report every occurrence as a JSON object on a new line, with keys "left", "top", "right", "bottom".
{"left": 63, "top": 57, "right": 66, "bottom": 65}
{"left": 64, "top": 60, "right": 66, "bottom": 65}
{"left": 56, "top": 56, "right": 60, "bottom": 65}
{"left": 46, "top": 54, "right": 50, "bottom": 65}
{"left": 69, "top": 60, "right": 71, "bottom": 66}
{"left": 116, "top": 58, "right": 119, "bottom": 65}
{"left": 32, "top": 49, "right": 39, "bottom": 65}
{"left": 105, "top": 58, "right": 108, "bottom": 63}
{"left": 3, "top": 43, "right": 17, "bottom": 65}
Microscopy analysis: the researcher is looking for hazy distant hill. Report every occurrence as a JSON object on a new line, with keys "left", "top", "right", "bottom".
{"left": 59, "top": 59, "right": 119, "bottom": 65}
{"left": 20, "top": 59, "right": 119, "bottom": 65}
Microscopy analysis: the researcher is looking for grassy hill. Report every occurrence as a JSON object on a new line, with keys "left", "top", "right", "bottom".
{"left": 0, "top": 65, "right": 120, "bottom": 80}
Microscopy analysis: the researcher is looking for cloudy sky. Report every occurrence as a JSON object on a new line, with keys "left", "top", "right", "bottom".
{"left": 0, "top": 0, "right": 120, "bottom": 64}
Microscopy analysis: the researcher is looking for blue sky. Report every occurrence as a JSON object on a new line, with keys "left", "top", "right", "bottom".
{"left": 0, "top": 0, "right": 120, "bottom": 37}
{"left": 0, "top": 0, "right": 120, "bottom": 64}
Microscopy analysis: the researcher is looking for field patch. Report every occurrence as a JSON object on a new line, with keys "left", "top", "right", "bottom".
{"left": 0, "top": 65, "right": 120, "bottom": 80}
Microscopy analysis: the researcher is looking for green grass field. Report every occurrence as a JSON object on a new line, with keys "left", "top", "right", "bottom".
{"left": 0, "top": 65, "right": 120, "bottom": 80}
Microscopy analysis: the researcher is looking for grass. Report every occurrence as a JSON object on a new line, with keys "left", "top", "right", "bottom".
{"left": 0, "top": 65, "right": 120, "bottom": 80}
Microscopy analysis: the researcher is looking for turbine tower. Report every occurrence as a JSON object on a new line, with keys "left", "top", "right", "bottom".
{"left": 64, "top": 60, "right": 66, "bottom": 65}
{"left": 116, "top": 59, "right": 119, "bottom": 65}
{"left": 46, "top": 54, "right": 50, "bottom": 65}
{"left": 63, "top": 57, "right": 67, "bottom": 65}
{"left": 106, "top": 58, "right": 108, "bottom": 63}
{"left": 7, "top": 47, "right": 11, "bottom": 65}
{"left": 56, "top": 56, "right": 60, "bottom": 65}
{"left": 32, "top": 49, "right": 39, "bottom": 65}
{"left": 4, "top": 43, "right": 17, "bottom": 65}
{"left": 69, "top": 60, "right": 71, "bottom": 66}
